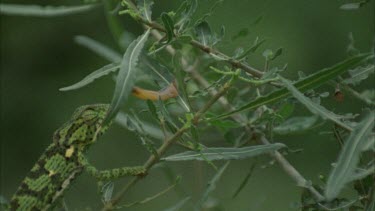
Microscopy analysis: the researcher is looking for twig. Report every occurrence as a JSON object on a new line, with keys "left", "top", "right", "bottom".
{"left": 106, "top": 0, "right": 325, "bottom": 206}
{"left": 123, "top": 0, "right": 264, "bottom": 79}
{"left": 103, "top": 83, "right": 231, "bottom": 210}
{"left": 260, "top": 136, "right": 325, "bottom": 201}
{"left": 192, "top": 71, "right": 325, "bottom": 202}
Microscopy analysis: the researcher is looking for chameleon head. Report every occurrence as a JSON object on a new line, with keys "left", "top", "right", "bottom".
{"left": 55, "top": 104, "right": 111, "bottom": 148}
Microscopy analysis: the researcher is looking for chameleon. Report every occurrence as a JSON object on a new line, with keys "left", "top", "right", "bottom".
{"left": 9, "top": 104, "right": 146, "bottom": 211}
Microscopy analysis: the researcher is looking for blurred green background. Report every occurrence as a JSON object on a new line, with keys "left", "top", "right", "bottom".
{"left": 1, "top": 0, "right": 373, "bottom": 210}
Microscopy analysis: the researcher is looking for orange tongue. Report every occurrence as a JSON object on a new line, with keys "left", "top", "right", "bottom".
{"left": 131, "top": 81, "right": 178, "bottom": 101}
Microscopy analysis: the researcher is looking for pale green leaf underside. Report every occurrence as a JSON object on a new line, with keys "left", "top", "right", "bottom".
{"left": 0, "top": 4, "right": 98, "bottom": 17}
{"left": 163, "top": 197, "right": 191, "bottom": 211}
{"left": 279, "top": 76, "right": 352, "bottom": 131}
{"left": 197, "top": 162, "right": 229, "bottom": 209}
{"left": 162, "top": 143, "right": 285, "bottom": 161}
{"left": 59, "top": 63, "right": 119, "bottom": 91}
{"left": 74, "top": 36, "right": 122, "bottom": 62}
{"left": 324, "top": 112, "right": 374, "bottom": 201}
{"left": 216, "top": 53, "right": 372, "bottom": 119}
{"left": 274, "top": 116, "right": 319, "bottom": 135}
{"left": 104, "top": 29, "right": 151, "bottom": 124}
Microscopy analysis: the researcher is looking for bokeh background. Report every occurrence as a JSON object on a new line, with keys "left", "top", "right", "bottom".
{"left": 1, "top": 0, "right": 373, "bottom": 210}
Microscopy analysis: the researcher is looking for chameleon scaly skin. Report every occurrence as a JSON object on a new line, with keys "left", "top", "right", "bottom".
{"left": 9, "top": 104, "right": 145, "bottom": 211}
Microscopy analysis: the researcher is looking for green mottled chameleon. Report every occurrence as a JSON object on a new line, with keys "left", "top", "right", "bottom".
{"left": 9, "top": 104, "right": 145, "bottom": 211}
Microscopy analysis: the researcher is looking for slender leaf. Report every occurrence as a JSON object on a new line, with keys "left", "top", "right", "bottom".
{"left": 74, "top": 36, "right": 122, "bottom": 62}
{"left": 274, "top": 116, "right": 319, "bottom": 135}
{"left": 270, "top": 48, "right": 283, "bottom": 60}
{"left": 343, "top": 65, "right": 374, "bottom": 85}
{"left": 216, "top": 53, "right": 371, "bottom": 119}
{"left": 59, "top": 63, "right": 119, "bottom": 91}
{"left": 101, "top": 182, "right": 114, "bottom": 203}
{"left": 118, "top": 177, "right": 181, "bottom": 208}
{"left": 175, "top": 0, "right": 197, "bottom": 27}
{"left": 232, "top": 163, "right": 256, "bottom": 198}
{"left": 196, "top": 162, "right": 230, "bottom": 209}
{"left": 0, "top": 3, "right": 98, "bottom": 17}
{"left": 279, "top": 76, "right": 352, "bottom": 131}
{"left": 235, "top": 38, "right": 266, "bottom": 60}
{"left": 161, "top": 12, "right": 175, "bottom": 43}
{"left": 325, "top": 112, "right": 375, "bottom": 200}
{"left": 340, "top": 0, "right": 370, "bottom": 10}
{"left": 115, "top": 112, "right": 169, "bottom": 140}
{"left": 350, "top": 166, "right": 375, "bottom": 181}
{"left": 163, "top": 197, "right": 191, "bottom": 211}
{"left": 146, "top": 100, "right": 159, "bottom": 120}
{"left": 104, "top": 29, "right": 150, "bottom": 124}
{"left": 195, "top": 21, "right": 212, "bottom": 46}
{"left": 137, "top": 0, "right": 153, "bottom": 22}
{"left": 162, "top": 143, "right": 285, "bottom": 161}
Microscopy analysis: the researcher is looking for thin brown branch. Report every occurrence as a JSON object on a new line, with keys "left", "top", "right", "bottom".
{"left": 112, "top": 0, "right": 325, "bottom": 205}
{"left": 124, "top": 0, "right": 264, "bottom": 79}
{"left": 102, "top": 83, "right": 231, "bottom": 210}
{"left": 191, "top": 71, "right": 325, "bottom": 201}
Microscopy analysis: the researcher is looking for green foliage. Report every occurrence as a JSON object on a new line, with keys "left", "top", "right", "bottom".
{"left": 325, "top": 112, "right": 374, "bottom": 201}
{"left": 216, "top": 53, "right": 371, "bottom": 119}
{"left": 0, "top": 3, "right": 98, "bottom": 17}
{"left": 59, "top": 63, "right": 119, "bottom": 91}
{"left": 279, "top": 76, "right": 352, "bottom": 131}
{"left": 105, "top": 29, "right": 151, "bottom": 124}
{"left": 74, "top": 35, "right": 122, "bottom": 62}
{"left": 340, "top": 0, "right": 370, "bottom": 10}
{"left": 273, "top": 116, "right": 319, "bottom": 135}
{"left": 163, "top": 197, "right": 191, "bottom": 211}
{"left": 3, "top": 0, "right": 374, "bottom": 210}
{"left": 196, "top": 162, "right": 229, "bottom": 209}
{"left": 162, "top": 143, "right": 285, "bottom": 161}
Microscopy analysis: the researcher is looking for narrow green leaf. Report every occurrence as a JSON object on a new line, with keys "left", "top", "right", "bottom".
{"left": 74, "top": 36, "right": 122, "bottom": 62}
{"left": 117, "top": 176, "right": 181, "bottom": 208}
{"left": 137, "top": 0, "right": 154, "bottom": 22}
{"left": 232, "top": 163, "right": 256, "bottom": 198}
{"left": 270, "top": 48, "right": 283, "bottom": 60}
{"left": 209, "top": 119, "right": 242, "bottom": 129}
{"left": 195, "top": 21, "right": 212, "bottom": 46}
{"left": 350, "top": 166, "right": 375, "bottom": 181}
{"left": 147, "top": 100, "right": 159, "bottom": 120}
{"left": 235, "top": 38, "right": 266, "bottom": 60}
{"left": 325, "top": 112, "right": 375, "bottom": 201}
{"left": 163, "top": 197, "right": 191, "bottom": 211}
{"left": 216, "top": 53, "right": 371, "bottom": 119}
{"left": 279, "top": 76, "right": 352, "bottom": 131}
{"left": 274, "top": 116, "right": 319, "bottom": 135}
{"left": 0, "top": 3, "right": 98, "bottom": 17}
{"left": 173, "top": 52, "right": 193, "bottom": 112}
{"left": 104, "top": 29, "right": 150, "bottom": 124}
{"left": 342, "top": 65, "right": 374, "bottom": 85}
{"left": 340, "top": 0, "right": 370, "bottom": 10}
{"left": 231, "top": 28, "right": 249, "bottom": 40}
{"left": 101, "top": 182, "right": 114, "bottom": 203}
{"left": 197, "top": 162, "right": 230, "bottom": 209}
{"left": 161, "top": 12, "right": 175, "bottom": 43}
{"left": 59, "top": 63, "right": 119, "bottom": 91}
{"left": 115, "top": 112, "right": 169, "bottom": 140}
{"left": 174, "top": 0, "right": 198, "bottom": 31}
{"left": 162, "top": 143, "right": 285, "bottom": 161}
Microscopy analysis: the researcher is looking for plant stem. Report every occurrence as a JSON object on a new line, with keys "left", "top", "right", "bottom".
{"left": 123, "top": 0, "right": 264, "bottom": 79}
{"left": 105, "top": 0, "right": 325, "bottom": 206}
{"left": 191, "top": 71, "right": 325, "bottom": 201}
{"left": 102, "top": 83, "right": 231, "bottom": 210}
